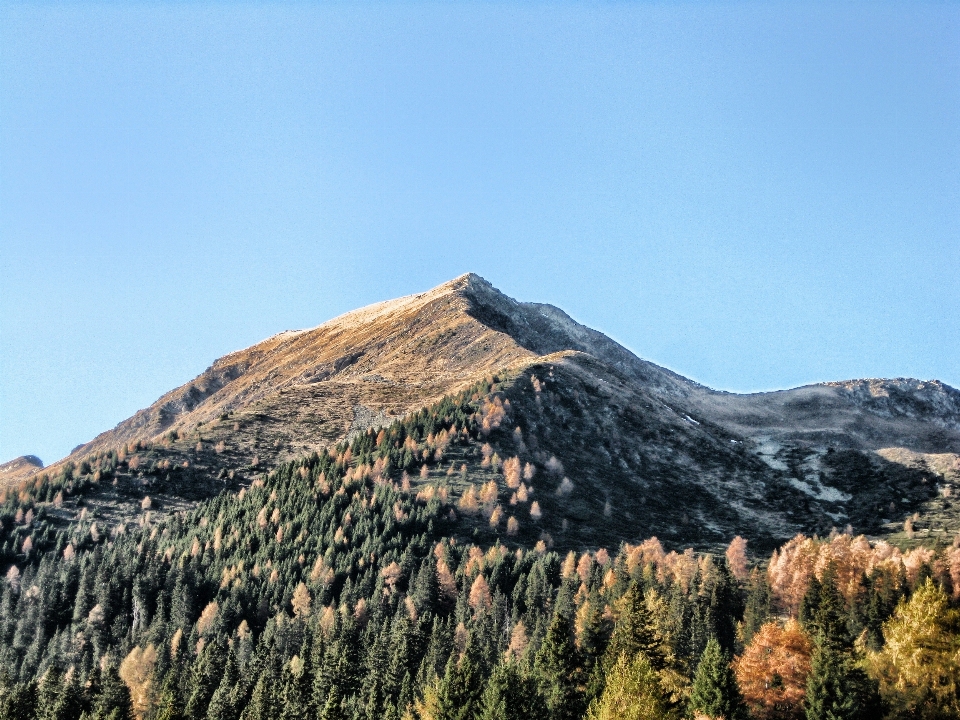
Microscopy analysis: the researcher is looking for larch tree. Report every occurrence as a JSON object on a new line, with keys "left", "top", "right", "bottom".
{"left": 586, "top": 653, "right": 675, "bottom": 720}
{"left": 726, "top": 536, "right": 750, "bottom": 582}
{"left": 734, "top": 620, "right": 812, "bottom": 720}
{"left": 868, "top": 577, "right": 960, "bottom": 719}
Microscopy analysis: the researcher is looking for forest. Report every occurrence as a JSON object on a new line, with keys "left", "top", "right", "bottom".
{"left": 1, "top": 381, "right": 959, "bottom": 720}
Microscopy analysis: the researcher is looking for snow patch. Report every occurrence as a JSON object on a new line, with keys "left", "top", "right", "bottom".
{"left": 788, "top": 477, "right": 851, "bottom": 503}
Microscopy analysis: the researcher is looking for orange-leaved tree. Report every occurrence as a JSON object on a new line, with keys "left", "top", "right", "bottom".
{"left": 734, "top": 619, "right": 812, "bottom": 720}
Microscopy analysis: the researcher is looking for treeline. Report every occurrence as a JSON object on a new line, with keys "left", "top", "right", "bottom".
{"left": 0, "top": 382, "right": 959, "bottom": 719}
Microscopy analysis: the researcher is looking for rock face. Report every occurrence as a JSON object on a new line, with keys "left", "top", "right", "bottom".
{"left": 10, "top": 274, "right": 960, "bottom": 550}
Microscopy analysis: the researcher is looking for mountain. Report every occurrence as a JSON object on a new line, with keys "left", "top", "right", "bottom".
{"left": 0, "top": 455, "right": 43, "bottom": 487}
{"left": 8, "top": 273, "right": 959, "bottom": 551}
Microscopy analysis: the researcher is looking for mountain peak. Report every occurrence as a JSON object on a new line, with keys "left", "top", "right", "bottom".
{"left": 0, "top": 454, "right": 44, "bottom": 486}
{"left": 8, "top": 275, "right": 960, "bottom": 552}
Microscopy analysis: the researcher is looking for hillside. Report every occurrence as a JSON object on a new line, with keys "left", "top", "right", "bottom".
{"left": 0, "top": 455, "right": 43, "bottom": 487}
{"left": 2, "top": 274, "right": 960, "bottom": 720}
{"left": 6, "top": 273, "right": 959, "bottom": 551}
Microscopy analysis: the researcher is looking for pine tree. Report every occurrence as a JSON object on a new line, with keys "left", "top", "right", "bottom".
{"left": 434, "top": 637, "right": 484, "bottom": 720}
{"left": 535, "top": 611, "right": 584, "bottom": 720}
{"left": 476, "top": 661, "right": 548, "bottom": 720}
{"left": 93, "top": 662, "right": 134, "bottom": 720}
{"left": 804, "top": 637, "right": 881, "bottom": 720}
{"left": 281, "top": 654, "right": 313, "bottom": 720}
{"left": 36, "top": 667, "right": 65, "bottom": 720}
{"left": 206, "top": 650, "right": 240, "bottom": 720}
{"left": 153, "top": 666, "right": 185, "bottom": 720}
{"left": 603, "top": 583, "right": 663, "bottom": 670}
{"left": 319, "top": 683, "right": 345, "bottom": 720}
{"left": 0, "top": 680, "right": 38, "bottom": 720}
{"left": 689, "top": 637, "right": 747, "bottom": 720}
{"left": 741, "top": 568, "right": 771, "bottom": 646}
{"left": 57, "top": 672, "right": 85, "bottom": 720}
{"left": 242, "top": 665, "right": 281, "bottom": 720}
{"left": 708, "top": 560, "right": 743, "bottom": 654}
{"left": 184, "top": 640, "right": 226, "bottom": 720}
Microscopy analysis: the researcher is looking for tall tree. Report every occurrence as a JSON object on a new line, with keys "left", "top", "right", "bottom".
{"left": 93, "top": 662, "right": 134, "bottom": 720}
{"left": 586, "top": 653, "right": 675, "bottom": 720}
{"left": 535, "top": 611, "right": 584, "bottom": 720}
{"left": 804, "top": 639, "right": 881, "bottom": 720}
{"left": 868, "top": 578, "right": 960, "bottom": 719}
{"left": 602, "top": 583, "right": 663, "bottom": 671}
{"left": 734, "top": 620, "right": 812, "bottom": 720}
{"left": 689, "top": 637, "right": 747, "bottom": 720}
{"left": 476, "top": 661, "right": 548, "bottom": 720}
{"left": 433, "top": 637, "right": 484, "bottom": 720}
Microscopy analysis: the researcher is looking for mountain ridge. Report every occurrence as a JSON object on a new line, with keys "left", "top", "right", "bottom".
{"left": 6, "top": 273, "right": 959, "bottom": 551}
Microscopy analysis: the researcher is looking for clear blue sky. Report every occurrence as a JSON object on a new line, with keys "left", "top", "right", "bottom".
{"left": 2, "top": 2, "right": 958, "bottom": 466}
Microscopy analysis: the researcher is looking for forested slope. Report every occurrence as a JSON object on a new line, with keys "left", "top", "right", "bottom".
{"left": 2, "top": 381, "right": 960, "bottom": 720}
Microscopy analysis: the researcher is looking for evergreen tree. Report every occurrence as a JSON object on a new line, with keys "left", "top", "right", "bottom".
{"left": 706, "top": 560, "right": 743, "bottom": 655}
{"left": 206, "top": 650, "right": 240, "bottom": 720}
{"left": 154, "top": 663, "right": 185, "bottom": 720}
{"left": 280, "top": 654, "right": 313, "bottom": 720}
{"left": 58, "top": 672, "right": 86, "bottom": 720}
{"left": 688, "top": 637, "right": 746, "bottom": 720}
{"left": 92, "top": 663, "right": 134, "bottom": 720}
{"left": 434, "top": 638, "right": 484, "bottom": 720}
{"left": 318, "top": 683, "right": 346, "bottom": 720}
{"left": 0, "top": 680, "right": 38, "bottom": 720}
{"left": 242, "top": 666, "right": 281, "bottom": 720}
{"left": 36, "top": 667, "right": 65, "bottom": 720}
{"left": 184, "top": 640, "right": 226, "bottom": 720}
{"left": 741, "top": 568, "right": 771, "bottom": 646}
{"left": 805, "top": 637, "right": 881, "bottom": 720}
{"left": 602, "top": 583, "right": 662, "bottom": 670}
{"left": 798, "top": 575, "right": 822, "bottom": 635}
{"left": 535, "top": 611, "right": 584, "bottom": 720}
{"left": 476, "top": 662, "right": 548, "bottom": 720}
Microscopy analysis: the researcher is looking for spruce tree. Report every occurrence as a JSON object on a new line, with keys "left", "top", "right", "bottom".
{"left": 804, "top": 638, "right": 882, "bottom": 720}
{"left": 603, "top": 583, "right": 662, "bottom": 670}
{"left": 318, "top": 683, "right": 345, "bottom": 720}
{"left": 184, "top": 640, "right": 226, "bottom": 720}
{"left": 477, "top": 661, "right": 548, "bottom": 720}
{"left": 434, "top": 637, "right": 484, "bottom": 720}
{"left": 535, "top": 611, "right": 584, "bottom": 720}
{"left": 688, "top": 637, "right": 746, "bottom": 720}
{"left": 741, "top": 568, "right": 771, "bottom": 645}
{"left": 93, "top": 663, "right": 134, "bottom": 720}
{"left": 280, "top": 655, "right": 313, "bottom": 720}
{"left": 0, "top": 680, "right": 37, "bottom": 720}
{"left": 36, "top": 666, "right": 64, "bottom": 720}
{"left": 153, "top": 662, "right": 185, "bottom": 720}
{"left": 206, "top": 650, "right": 240, "bottom": 720}
{"left": 708, "top": 560, "right": 742, "bottom": 654}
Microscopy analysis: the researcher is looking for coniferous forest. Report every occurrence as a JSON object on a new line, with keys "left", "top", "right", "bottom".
{"left": 2, "top": 382, "right": 959, "bottom": 720}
